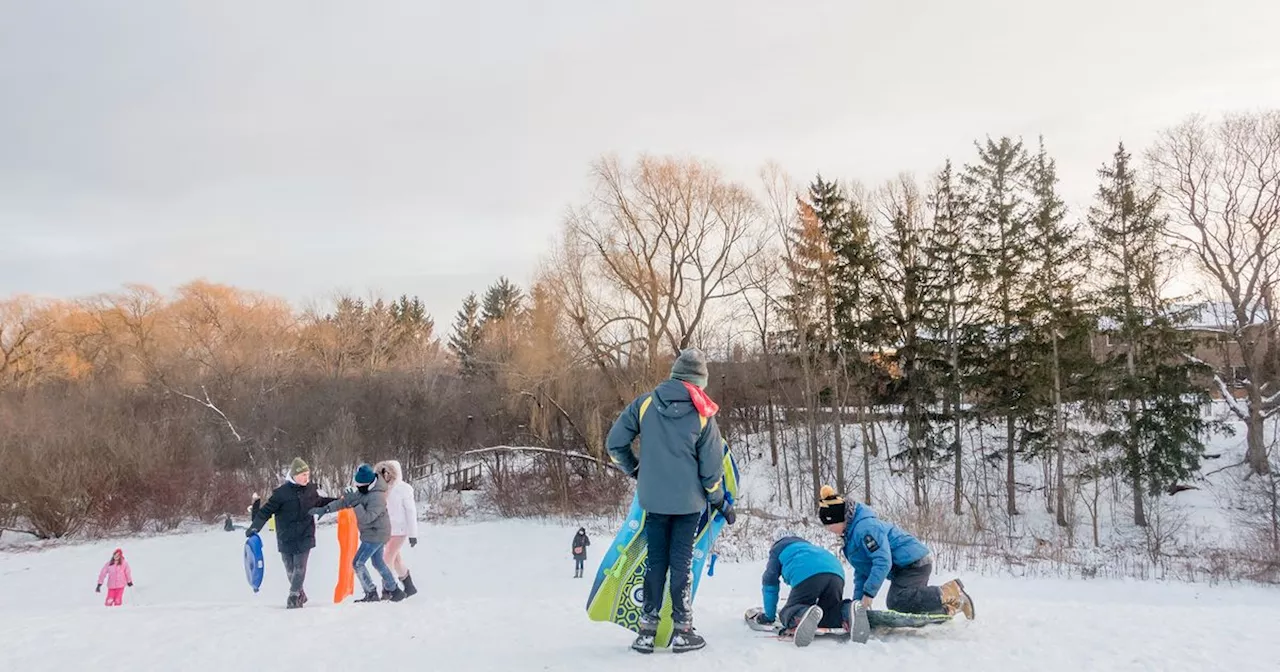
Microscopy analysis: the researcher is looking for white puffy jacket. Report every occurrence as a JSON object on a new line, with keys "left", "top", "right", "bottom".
{"left": 375, "top": 460, "right": 420, "bottom": 538}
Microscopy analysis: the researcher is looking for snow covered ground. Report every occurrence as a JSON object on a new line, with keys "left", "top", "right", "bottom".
{"left": 2, "top": 521, "right": 1278, "bottom": 671}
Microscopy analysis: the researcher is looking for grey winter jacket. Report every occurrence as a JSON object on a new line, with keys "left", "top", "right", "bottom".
{"left": 606, "top": 379, "right": 725, "bottom": 515}
{"left": 318, "top": 477, "right": 391, "bottom": 544}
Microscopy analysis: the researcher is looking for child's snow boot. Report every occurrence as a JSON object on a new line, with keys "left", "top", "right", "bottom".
{"left": 940, "top": 578, "right": 975, "bottom": 620}
{"left": 791, "top": 606, "right": 823, "bottom": 648}
{"left": 299, "top": 589, "right": 308, "bottom": 606}
{"left": 355, "top": 589, "right": 380, "bottom": 603}
{"left": 402, "top": 572, "right": 418, "bottom": 598}
{"left": 286, "top": 594, "right": 300, "bottom": 609}
{"left": 669, "top": 622, "right": 706, "bottom": 653}
{"left": 387, "top": 586, "right": 407, "bottom": 602}
{"left": 630, "top": 614, "right": 658, "bottom": 654}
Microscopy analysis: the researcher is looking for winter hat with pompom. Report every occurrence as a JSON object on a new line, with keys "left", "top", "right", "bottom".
{"left": 817, "top": 485, "right": 847, "bottom": 525}
{"left": 353, "top": 463, "right": 377, "bottom": 486}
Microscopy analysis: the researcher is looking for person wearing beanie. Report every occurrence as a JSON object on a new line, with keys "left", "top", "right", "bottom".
{"left": 605, "top": 347, "right": 733, "bottom": 654}
{"left": 246, "top": 457, "right": 336, "bottom": 609}
{"left": 754, "top": 530, "right": 848, "bottom": 647}
{"left": 818, "top": 486, "right": 974, "bottom": 620}
{"left": 311, "top": 463, "right": 403, "bottom": 603}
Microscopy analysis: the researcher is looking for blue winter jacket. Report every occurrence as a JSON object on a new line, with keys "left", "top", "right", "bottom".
{"left": 841, "top": 503, "right": 929, "bottom": 600}
{"left": 761, "top": 536, "right": 845, "bottom": 621}
{"left": 605, "top": 379, "right": 725, "bottom": 515}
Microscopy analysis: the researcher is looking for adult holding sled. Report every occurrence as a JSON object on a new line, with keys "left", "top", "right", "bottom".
{"left": 752, "top": 530, "right": 847, "bottom": 646}
{"left": 606, "top": 348, "right": 735, "bottom": 654}
{"left": 312, "top": 463, "right": 405, "bottom": 602}
{"left": 375, "top": 460, "right": 420, "bottom": 598}
{"left": 571, "top": 527, "right": 590, "bottom": 578}
{"left": 246, "top": 457, "right": 336, "bottom": 609}
{"left": 818, "top": 486, "right": 974, "bottom": 619}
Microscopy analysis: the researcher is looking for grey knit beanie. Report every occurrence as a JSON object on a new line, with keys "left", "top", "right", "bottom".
{"left": 670, "top": 348, "right": 709, "bottom": 389}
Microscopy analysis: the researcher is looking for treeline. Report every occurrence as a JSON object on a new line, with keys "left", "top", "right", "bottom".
{"left": 2, "top": 112, "right": 1278, "bottom": 561}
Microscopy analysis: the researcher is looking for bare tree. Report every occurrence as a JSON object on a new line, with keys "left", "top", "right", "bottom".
{"left": 1151, "top": 111, "right": 1280, "bottom": 475}
{"left": 550, "top": 154, "right": 767, "bottom": 399}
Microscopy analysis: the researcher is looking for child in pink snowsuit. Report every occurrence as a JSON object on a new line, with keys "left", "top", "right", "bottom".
{"left": 96, "top": 548, "right": 133, "bottom": 607}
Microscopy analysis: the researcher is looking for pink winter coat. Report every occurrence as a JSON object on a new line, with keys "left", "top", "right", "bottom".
{"left": 98, "top": 551, "right": 132, "bottom": 589}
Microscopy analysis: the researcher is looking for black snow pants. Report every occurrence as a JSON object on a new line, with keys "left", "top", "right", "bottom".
{"left": 886, "top": 556, "right": 944, "bottom": 614}
{"left": 281, "top": 550, "right": 310, "bottom": 597}
{"left": 642, "top": 512, "right": 701, "bottom": 625}
{"left": 780, "top": 573, "right": 846, "bottom": 629}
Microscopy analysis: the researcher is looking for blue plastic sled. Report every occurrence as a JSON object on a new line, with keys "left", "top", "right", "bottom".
{"left": 244, "top": 533, "right": 265, "bottom": 593}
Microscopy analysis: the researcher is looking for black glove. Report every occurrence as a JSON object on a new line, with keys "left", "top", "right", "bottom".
{"left": 245, "top": 528, "right": 256, "bottom": 538}
{"left": 127, "top": 582, "right": 133, "bottom": 587}
{"left": 95, "top": 584, "right": 101, "bottom": 593}
{"left": 409, "top": 537, "right": 418, "bottom": 548}
{"left": 715, "top": 500, "right": 736, "bottom": 525}
{"left": 754, "top": 613, "right": 775, "bottom": 626}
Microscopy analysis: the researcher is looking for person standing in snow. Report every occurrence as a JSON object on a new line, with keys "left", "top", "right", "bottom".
{"left": 246, "top": 457, "right": 336, "bottom": 609}
{"left": 605, "top": 348, "right": 735, "bottom": 654}
{"left": 818, "top": 486, "right": 974, "bottom": 620}
{"left": 571, "top": 527, "right": 590, "bottom": 578}
{"left": 375, "top": 460, "right": 420, "bottom": 599}
{"left": 752, "top": 529, "right": 847, "bottom": 646}
{"left": 312, "top": 463, "right": 404, "bottom": 603}
{"left": 96, "top": 548, "right": 133, "bottom": 607}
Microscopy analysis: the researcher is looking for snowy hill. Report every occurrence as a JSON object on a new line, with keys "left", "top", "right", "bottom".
{"left": 2, "top": 521, "right": 1279, "bottom": 671}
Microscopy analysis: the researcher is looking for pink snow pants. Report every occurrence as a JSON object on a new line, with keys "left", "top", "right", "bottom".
{"left": 105, "top": 587, "right": 125, "bottom": 607}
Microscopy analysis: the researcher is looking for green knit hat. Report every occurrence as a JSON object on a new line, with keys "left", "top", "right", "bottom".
{"left": 289, "top": 457, "right": 310, "bottom": 476}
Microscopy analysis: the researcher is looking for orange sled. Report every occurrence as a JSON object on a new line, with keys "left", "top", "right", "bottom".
{"left": 333, "top": 508, "right": 359, "bottom": 603}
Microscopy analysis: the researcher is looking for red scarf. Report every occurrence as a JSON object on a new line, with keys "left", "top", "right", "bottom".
{"left": 682, "top": 382, "right": 720, "bottom": 417}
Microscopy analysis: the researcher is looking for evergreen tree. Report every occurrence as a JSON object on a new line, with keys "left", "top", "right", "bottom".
{"left": 1088, "top": 142, "right": 1212, "bottom": 527}
{"left": 963, "top": 136, "right": 1035, "bottom": 516}
{"left": 482, "top": 277, "right": 525, "bottom": 324}
{"left": 1021, "top": 137, "right": 1094, "bottom": 526}
{"left": 449, "top": 293, "right": 484, "bottom": 377}
{"left": 923, "top": 160, "right": 982, "bottom": 515}
{"left": 808, "top": 175, "right": 850, "bottom": 491}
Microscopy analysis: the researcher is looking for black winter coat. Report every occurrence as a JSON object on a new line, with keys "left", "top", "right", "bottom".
{"left": 250, "top": 481, "right": 336, "bottom": 555}
{"left": 572, "top": 531, "right": 590, "bottom": 560}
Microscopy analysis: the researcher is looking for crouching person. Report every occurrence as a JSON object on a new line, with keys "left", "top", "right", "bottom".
{"left": 818, "top": 485, "right": 974, "bottom": 619}
{"left": 754, "top": 530, "right": 847, "bottom": 647}
{"left": 313, "top": 464, "right": 404, "bottom": 603}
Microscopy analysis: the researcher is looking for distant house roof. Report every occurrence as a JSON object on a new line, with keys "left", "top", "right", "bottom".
{"left": 1097, "top": 301, "right": 1270, "bottom": 332}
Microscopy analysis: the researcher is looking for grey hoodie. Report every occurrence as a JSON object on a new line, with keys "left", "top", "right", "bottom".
{"left": 318, "top": 477, "right": 391, "bottom": 544}
{"left": 606, "top": 379, "right": 725, "bottom": 515}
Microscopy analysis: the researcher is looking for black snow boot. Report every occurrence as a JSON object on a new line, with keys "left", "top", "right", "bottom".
{"left": 402, "top": 573, "right": 418, "bottom": 598}
{"left": 670, "top": 623, "right": 706, "bottom": 653}
{"left": 355, "top": 590, "right": 380, "bottom": 603}
{"left": 386, "top": 587, "right": 407, "bottom": 602}
{"left": 631, "top": 615, "right": 658, "bottom": 654}
{"left": 299, "top": 590, "right": 308, "bottom": 606}
{"left": 286, "top": 594, "right": 302, "bottom": 609}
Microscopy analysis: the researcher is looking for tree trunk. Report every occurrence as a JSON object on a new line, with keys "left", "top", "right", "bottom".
{"left": 1053, "top": 336, "right": 1068, "bottom": 527}
{"left": 832, "top": 382, "right": 846, "bottom": 494}
{"left": 1005, "top": 414, "right": 1018, "bottom": 516}
{"left": 1245, "top": 384, "right": 1270, "bottom": 474}
{"left": 858, "top": 402, "right": 873, "bottom": 505}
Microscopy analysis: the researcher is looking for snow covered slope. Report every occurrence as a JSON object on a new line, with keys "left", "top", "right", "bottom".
{"left": 2, "top": 521, "right": 1277, "bottom": 671}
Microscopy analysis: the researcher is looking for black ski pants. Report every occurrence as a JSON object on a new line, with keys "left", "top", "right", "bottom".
{"left": 886, "top": 556, "right": 944, "bottom": 614}
{"left": 642, "top": 511, "right": 701, "bottom": 625}
{"left": 780, "top": 573, "right": 846, "bottom": 629}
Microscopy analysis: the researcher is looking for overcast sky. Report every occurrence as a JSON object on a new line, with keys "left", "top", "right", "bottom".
{"left": 2, "top": 0, "right": 1279, "bottom": 320}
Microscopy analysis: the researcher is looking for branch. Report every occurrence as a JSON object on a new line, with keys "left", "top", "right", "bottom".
{"left": 459, "top": 445, "right": 612, "bottom": 468}
{"left": 169, "top": 385, "right": 245, "bottom": 442}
